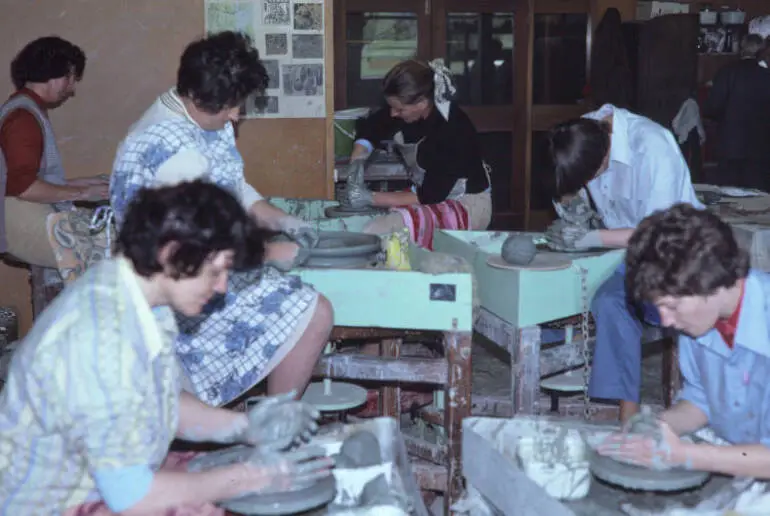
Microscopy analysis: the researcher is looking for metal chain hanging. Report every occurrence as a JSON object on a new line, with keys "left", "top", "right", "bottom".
{"left": 576, "top": 265, "right": 595, "bottom": 420}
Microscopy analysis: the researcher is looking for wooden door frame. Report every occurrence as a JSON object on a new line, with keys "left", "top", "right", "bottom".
{"left": 514, "top": 0, "right": 595, "bottom": 229}
{"left": 333, "top": 0, "right": 432, "bottom": 110}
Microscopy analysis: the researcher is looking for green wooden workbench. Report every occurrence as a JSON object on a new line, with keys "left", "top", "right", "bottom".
{"left": 269, "top": 197, "right": 474, "bottom": 513}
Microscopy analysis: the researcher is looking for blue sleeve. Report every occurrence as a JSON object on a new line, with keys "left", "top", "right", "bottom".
{"left": 93, "top": 465, "right": 154, "bottom": 512}
{"left": 675, "top": 335, "right": 711, "bottom": 420}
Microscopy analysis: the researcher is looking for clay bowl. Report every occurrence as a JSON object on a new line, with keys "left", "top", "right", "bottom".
{"left": 303, "top": 231, "right": 382, "bottom": 269}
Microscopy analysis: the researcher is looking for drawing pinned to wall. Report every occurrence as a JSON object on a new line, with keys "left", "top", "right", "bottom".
{"left": 282, "top": 64, "right": 323, "bottom": 96}
{"left": 292, "top": 34, "right": 323, "bottom": 59}
{"left": 293, "top": 3, "right": 323, "bottom": 31}
{"left": 241, "top": 94, "right": 280, "bottom": 117}
{"left": 205, "top": 0, "right": 257, "bottom": 39}
{"left": 204, "top": 0, "right": 326, "bottom": 118}
{"left": 265, "top": 33, "right": 288, "bottom": 55}
{"left": 263, "top": 0, "right": 290, "bottom": 25}
{"left": 262, "top": 59, "right": 280, "bottom": 88}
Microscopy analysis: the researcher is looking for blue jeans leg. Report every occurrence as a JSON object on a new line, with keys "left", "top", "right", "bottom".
{"left": 587, "top": 268, "right": 657, "bottom": 403}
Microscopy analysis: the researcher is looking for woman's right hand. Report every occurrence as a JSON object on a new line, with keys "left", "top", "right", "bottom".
{"left": 78, "top": 183, "right": 110, "bottom": 201}
{"left": 240, "top": 446, "right": 334, "bottom": 495}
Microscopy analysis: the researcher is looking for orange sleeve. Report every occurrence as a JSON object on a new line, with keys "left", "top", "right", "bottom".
{"left": 0, "top": 109, "right": 43, "bottom": 197}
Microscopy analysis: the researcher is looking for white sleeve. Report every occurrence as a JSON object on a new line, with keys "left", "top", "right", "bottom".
{"left": 241, "top": 180, "right": 263, "bottom": 209}
{"left": 155, "top": 148, "right": 209, "bottom": 186}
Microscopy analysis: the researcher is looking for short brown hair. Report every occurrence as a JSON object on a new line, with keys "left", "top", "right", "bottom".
{"left": 382, "top": 59, "right": 434, "bottom": 105}
{"left": 625, "top": 203, "right": 749, "bottom": 303}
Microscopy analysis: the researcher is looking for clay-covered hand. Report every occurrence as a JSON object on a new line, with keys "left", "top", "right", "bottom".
{"left": 242, "top": 391, "right": 320, "bottom": 452}
{"left": 244, "top": 446, "right": 335, "bottom": 495}
{"left": 553, "top": 192, "right": 597, "bottom": 227}
{"left": 264, "top": 242, "right": 309, "bottom": 272}
{"left": 597, "top": 420, "right": 690, "bottom": 471}
{"left": 346, "top": 157, "right": 367, "bottom": 187}
{"left": 287, "top": 225, "right": 319, "bottom": 251}
{"left": 345, "top": 182, "right": 374, "bottom": 209}
{"left": 562, "top": 227, "right": 603, "bottom": 250}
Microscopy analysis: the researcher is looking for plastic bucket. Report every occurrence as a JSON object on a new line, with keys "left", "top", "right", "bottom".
{"left": 334, "top": 107, "right": 370, "bottom": 159}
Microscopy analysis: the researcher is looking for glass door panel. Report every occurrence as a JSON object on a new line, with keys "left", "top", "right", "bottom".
{"left": 345, "top": 12, "right": 419, "bottom": 108}
{"left": 533, "top": 13, "right": 589, "bottom": 105}
{"left": 445, "top": 12, "right": 514, "bottom": 106}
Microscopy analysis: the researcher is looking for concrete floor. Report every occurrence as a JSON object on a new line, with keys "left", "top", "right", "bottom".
{"left": 470, "top": 333, "right": 666, "bottom": 408}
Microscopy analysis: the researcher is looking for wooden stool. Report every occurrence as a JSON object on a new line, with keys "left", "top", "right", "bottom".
{"left": 313, "top": 324, "right": 472, "bottom": 515}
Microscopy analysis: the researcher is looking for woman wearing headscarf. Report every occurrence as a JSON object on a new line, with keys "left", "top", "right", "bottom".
{"left": 343, "top": 59, "right": 492, "bottom": 249}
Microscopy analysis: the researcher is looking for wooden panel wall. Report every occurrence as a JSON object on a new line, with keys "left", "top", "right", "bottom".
{"left": 0, "top": 0, "right": 334, "bottom": 336}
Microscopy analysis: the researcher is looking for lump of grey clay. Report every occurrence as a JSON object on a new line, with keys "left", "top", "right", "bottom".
{"left": 337, "top": 430, "right": 382, "bottom": 468}
{"left": 501, "top": 234, "right": 537, "bottom": 266}
{"left": 360, "top": 473, "right": 393, "bottom": 507}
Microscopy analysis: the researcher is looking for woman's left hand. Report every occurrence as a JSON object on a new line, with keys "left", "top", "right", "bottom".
{"left": 346, "top": 182, "right": 374, "bottom": 209}
{"left": 242, "top": 391, "right": 320, "bottom": 451}
{"left": 597, "top": 421, "right": 691, "bottom": 471}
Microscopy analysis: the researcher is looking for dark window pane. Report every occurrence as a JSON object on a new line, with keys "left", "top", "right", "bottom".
{"left": 477, "top": 131, "right": 513, "bottom": 215}
{"left": 345, "top": 12, "right": 418, "bottom": 108}
{"left": 446, "top": 13, "right": 514, "bottom": 106}
{"left": 531, "top": 131, "right": 555, "bottom": 210}
{"left": 533, "top": 13, "right": 588, "bottom": 104}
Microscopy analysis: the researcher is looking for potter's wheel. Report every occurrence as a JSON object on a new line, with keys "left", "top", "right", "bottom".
{"left": 325, "top": 204, "right": 388, "bottom": 218}
{"left": 188, "top": 445, "right": 337, "bottom": 515}
{"left": 304, "top": 231, "right": 381, "bottom": 269}
{"left": 302, "top": 381, "right": 368, "bottom": 412}
{"left": 589, "top": 450, "right": 710, "bottom": 492}
{"left": 537, "top": 242, "right": 608, "bottom": 254}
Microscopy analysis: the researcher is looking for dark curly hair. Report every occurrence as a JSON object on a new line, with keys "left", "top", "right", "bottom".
{"left": 177, "top": 31, "right": 268, "bottom": 114}
{"left": 11, "top": 36, "right": 86, "bottom": 89}
{"left": 116, "top": 180, "right": 268, "bottom": 279}
{"left": 625, "top": 203, "right": 749, "bottom": 304}
{"left": 547, "top": 118, "right": 611, "bottom": 199}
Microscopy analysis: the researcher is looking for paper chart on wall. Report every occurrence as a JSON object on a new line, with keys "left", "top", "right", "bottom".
{"left": 204, "top": 0, "right": 326, "bottom": 119}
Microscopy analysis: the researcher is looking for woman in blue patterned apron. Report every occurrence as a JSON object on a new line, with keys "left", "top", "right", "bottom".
{"left": 110, "top": 32, "right": 333, "bottom": 408}
{"left": 342, "top": 59, "right": 492, "bottom": 249}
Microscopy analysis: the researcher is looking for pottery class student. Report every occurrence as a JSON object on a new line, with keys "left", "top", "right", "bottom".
{"left": 0, "top": 36, "right": 110, "bottom": 269}
{"left": 543, "top": 104, "right": 703, "bottom": 424}
{"left": 0, "top": 181, "right": 331, "bottom": 515}
{"left": 342, "top": 59, "right": 492, "bottom": 249}
{"left": 597, "top": 204, "right": 770, "bottom": 479}
{"left": 110, "top": 31, "right": 334, "bottom": 410}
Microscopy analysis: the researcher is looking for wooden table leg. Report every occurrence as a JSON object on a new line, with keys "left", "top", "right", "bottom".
{"left": 443, "top": 320, "right": 472, "bottom": 515}
{"left": 512, "top": 326, "right": 542, "bottom": 415}
{"left": 379, "top": 338, "right": 402, "bottom": 417}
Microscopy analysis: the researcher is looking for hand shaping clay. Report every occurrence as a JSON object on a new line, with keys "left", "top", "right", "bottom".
{"left": 501, "top": 234, "right": 537, "bottom": 266}
{"left": 623, "top": 406, "right": 662, "bottom": 441}
{"left": 337, "top": 430, "right": 382, "bottom": 468}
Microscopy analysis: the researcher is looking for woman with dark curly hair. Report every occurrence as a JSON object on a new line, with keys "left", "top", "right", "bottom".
{"left": 0, "top": 181, "right": 330, "bottom": 515}
{"left": 110, "top": 32, "right": 333, "bottom": 409}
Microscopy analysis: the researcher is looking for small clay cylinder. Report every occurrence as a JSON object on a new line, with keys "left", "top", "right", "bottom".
{"left": 501, "top": 234, "right": 537, "bottom": 266}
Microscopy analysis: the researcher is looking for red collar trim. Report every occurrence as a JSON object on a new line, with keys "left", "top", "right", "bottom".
{"left": 714, "top": 281, "right": 745, "bottom": 349}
